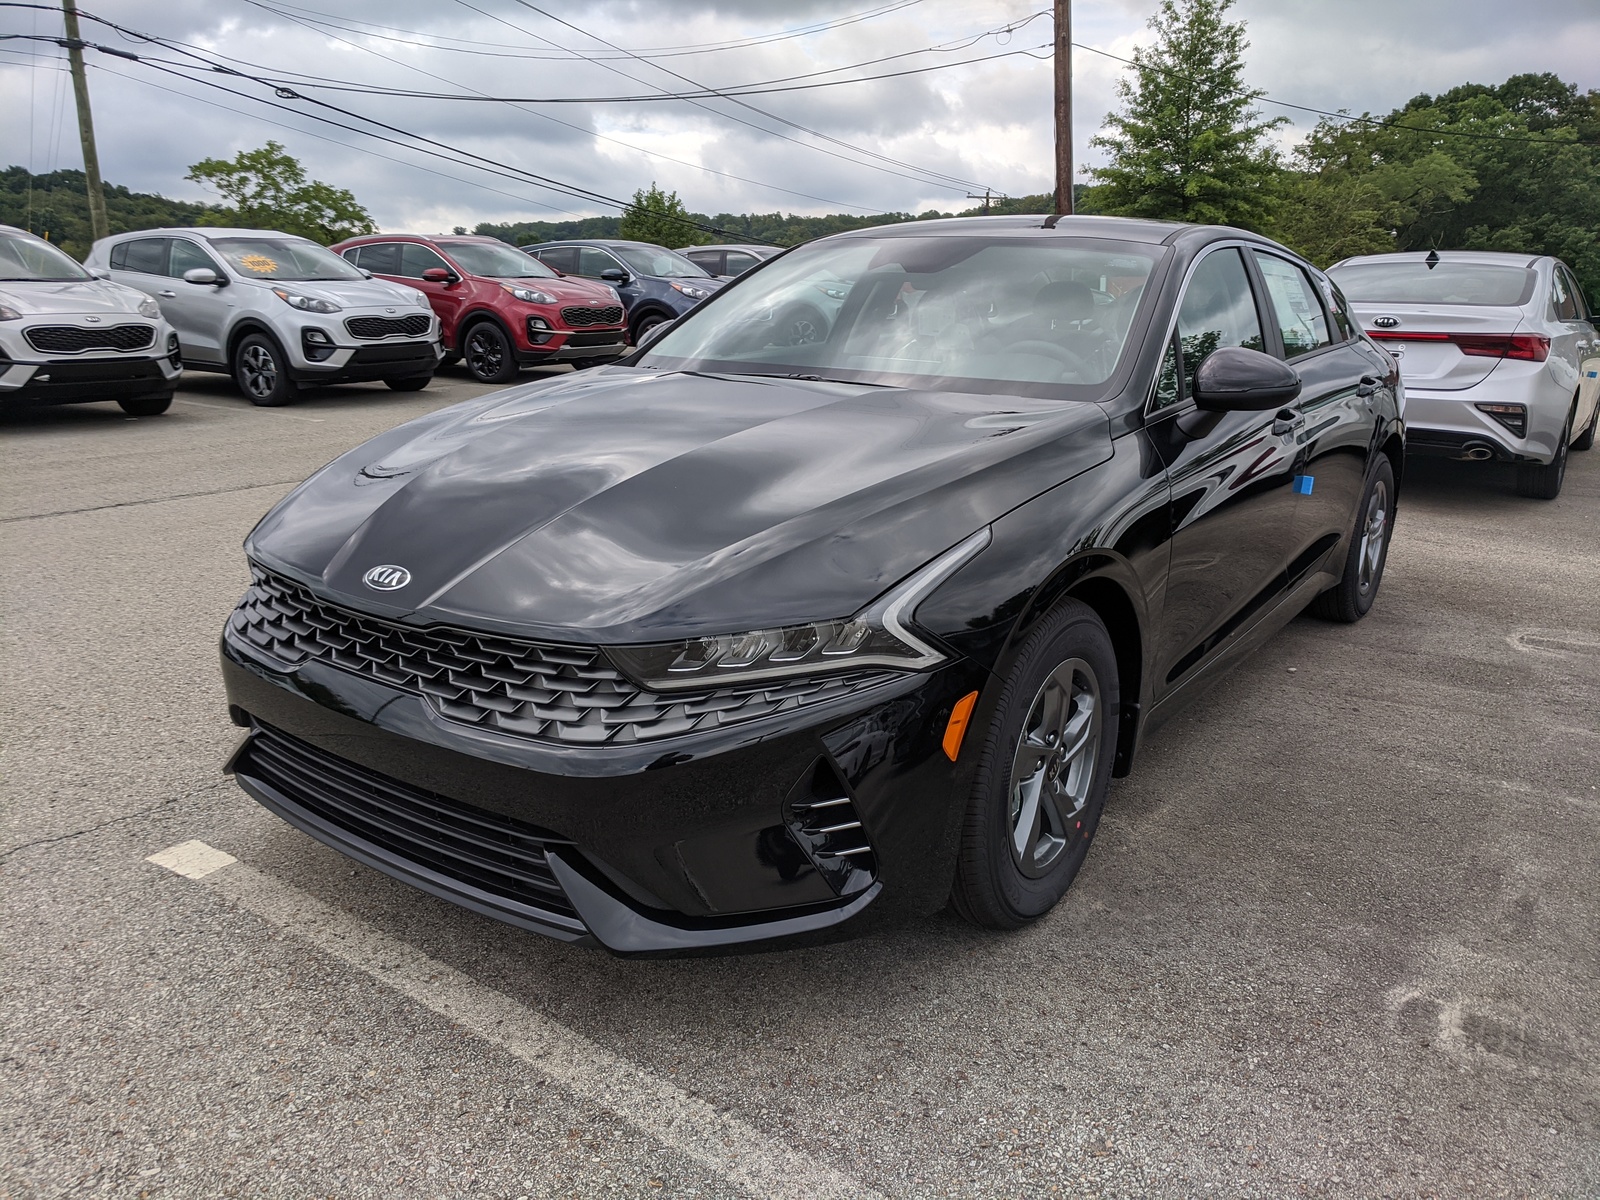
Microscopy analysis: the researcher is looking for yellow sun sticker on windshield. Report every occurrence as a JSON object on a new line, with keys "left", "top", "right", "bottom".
{"left": 239, "top": 254, "right": 278, "bottom": 274}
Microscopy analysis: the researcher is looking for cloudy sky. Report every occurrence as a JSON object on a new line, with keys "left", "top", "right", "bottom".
{"left": 3, "top": 0, "right": 1597, "bottom": 232}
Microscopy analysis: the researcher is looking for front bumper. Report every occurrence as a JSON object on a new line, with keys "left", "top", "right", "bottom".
{"left": 0, "top": 353, "right": 183, "bottom": 407}
{"left": 1403, "top": 365, "right": 1570, "bottom": 464}
{"left": 515, "top": 316, "right": 627, "bottom": 364}
{"left": 280, "top": 308, "right": 442, "bottom": 382}
{"left": 220, "top": 631, "right": 988, "bottom": 955}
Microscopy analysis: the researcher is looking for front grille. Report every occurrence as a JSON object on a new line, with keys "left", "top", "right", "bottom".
{"left": 345, "top": 314, "right": 432, "bottom": 340}
{"left": 25, "top": 324, "right": 155, "bottom": 354}
{"left": 560, "top": 305, "right": 624, "bottom": 329}
{"left": 238, "top": 722, "right": 578, "bottom": 919}
{"left": 229, "top": 569, "right": 896, "bottom": 746}
{"left": 561, "top": 330, "right": 626, "bottom": 348}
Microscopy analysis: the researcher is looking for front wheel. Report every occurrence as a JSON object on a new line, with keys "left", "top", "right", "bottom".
{"left": 951, "top": 600, "right": 1119, "bottom": 930}
{"left": 461, "top": 322, "right": 519, "bottom": 384}
{"left": 1310, "top": 455, "right": 1395, "bottom": 623}
{"left": 1515, "top": 407, "right": 1572, "bottom": 499}
{"left": 630, "top": 312, "right": 670, "bottom": 346}
{"left": 233, "top": 333, "right": 295, "bottom": 407}
{"left": 117, "top": 393, "right": 172, "bottom": 416}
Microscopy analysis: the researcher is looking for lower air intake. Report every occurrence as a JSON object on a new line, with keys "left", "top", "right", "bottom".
{"left": 784, "top": 758, "right": 877, "bottom": 896}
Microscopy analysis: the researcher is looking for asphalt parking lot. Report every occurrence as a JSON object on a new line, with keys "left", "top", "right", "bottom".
{"left": 3, "top": 368, "right": 1597, "bottom": 1198}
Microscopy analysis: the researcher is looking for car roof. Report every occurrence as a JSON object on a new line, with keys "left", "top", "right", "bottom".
{"left": 1330, "top": 250, "right": 1545, "bottom": 270}
{"left": 337, "top": 234, "right": 510, "bottom": 246}
{"left": 524, "top": 239, "right": 673, "bottom": 250}
{"left": 682, "top": 244, "right": 777, "bottom": 254}
{"left": 102, "top": 227, "right": 322, "bottom": 242}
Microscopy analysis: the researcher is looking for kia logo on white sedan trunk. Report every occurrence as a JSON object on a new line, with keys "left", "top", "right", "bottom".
{"left": 363, "top": 565, "right": 411, "bottom": 590}
{"left": 1373, "top": 315, "right": 1400, "bottom": 328}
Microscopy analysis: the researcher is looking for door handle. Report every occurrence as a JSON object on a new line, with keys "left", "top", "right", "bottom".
{"left": 1356, "top": 374, "right": 1380, "bottom": 397}
{"left": 1271, "top": 408, "right": 1302, "bottom": 437}
{"left": 158, "top": 290, "right": 177, "bottom": 298}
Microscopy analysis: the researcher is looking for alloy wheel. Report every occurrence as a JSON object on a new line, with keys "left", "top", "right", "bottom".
{"left": 240, "top": 343, "right": 277, "bottom": 399}
{"left": 1008, "top": 657, "right": 1102, "bottom": 878}
{"left": 1356, "top": 478, "right": 1389, "bottom": 596}
{"left": 465, "top": 329, "right": 503, "bottom": 379}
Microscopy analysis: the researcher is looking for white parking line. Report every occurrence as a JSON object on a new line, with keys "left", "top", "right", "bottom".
{"left": 147, "top": 841, "right": 879, "bottom": 1200}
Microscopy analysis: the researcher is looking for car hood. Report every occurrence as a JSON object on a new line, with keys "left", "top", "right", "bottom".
{"left": 246, "top": 368, "right": 1112, "bottom": 642}
{"left": 0, "top": 278, "right": 152, "bottom": 316}
{"left": 508, "top": 276, "right": 619, "bottom": 304}
{"left": 249, "top": 277, "right": 427, "bottom": 309}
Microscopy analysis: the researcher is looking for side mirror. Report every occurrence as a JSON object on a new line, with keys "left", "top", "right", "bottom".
{"left": 183, "top": 267, "right": 222, "bottom": 286}
{"left": 1192, "top": 346, "right": 1302, "bottom": 411}
{"left": 358, "top": 268, "right": 373, "bottom": 279}
{"left": 421, "top": 267, "right": 457, "bottom": 284}
{"left": 636, "top": 319, "right": 675, "bottom": 350}
{"left": 88, "top": 266, "right": 111, "bottom": 280}
{"left": 599, "top": 267, "right": 631, "bottom": 285}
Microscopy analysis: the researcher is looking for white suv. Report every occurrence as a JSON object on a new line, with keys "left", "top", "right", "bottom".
{"left": 85, "top": 228, "right": 441, "bottom": 407}
{"left": 0, "top": 224, "right": 181, "bottom": 417}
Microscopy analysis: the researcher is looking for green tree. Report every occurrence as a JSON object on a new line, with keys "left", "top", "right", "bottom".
{"left": 617, "top": 183, "right": 709, "bottom": 246}
{"left": 185, "top": 141, "right": 374, "bottom": 244}
{"left": 1085, "top": 0, "right": 1286, "bottom": 229}
{"left": 0, "top": 166, "right": 220, "bottom": 260}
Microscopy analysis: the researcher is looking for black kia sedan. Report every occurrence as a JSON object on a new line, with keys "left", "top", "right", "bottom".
{"left": 220, "top": 215, "right": 1403, "bottom": 954}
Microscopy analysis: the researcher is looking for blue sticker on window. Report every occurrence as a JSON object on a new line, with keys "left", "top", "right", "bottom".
{"left": 1293, "top": 475, "right": 1315, "bottom": 495}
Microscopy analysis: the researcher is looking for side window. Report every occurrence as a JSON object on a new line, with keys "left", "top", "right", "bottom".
{"left": 398, "top": 243, "right": 451, "bottom": 279}
{"left": 577, "top": 247, "right": 619, "bottom": 277}
{"left": 357, "top": 243, "right": 402, "bottom": 275}
{"left": 120, "top": 237, "right": 169, "bottom": 276}
{"left": 535, "top": 246, "right": 578, "bottom": 274}
{"left": 1562, "top": 268, "right": 1591, "bottom": 320}
{"left": 1553, "top": 268, "right": 1581, "bottom": 321}
{"left": 167, "top": 239, "right": 219, "bottom": 278}
{"left": 1174, "top": 248, "right": 1265, "bottom": 399}
{"left": 724, "top": 251, "right": 761, "bottom": 275}
{"left": 1252, "top": 251, "right": 1332, "bottom": 358}
{"left": 109, "top": 241, "right": 127, "bottom": 270}
{"left": 1315, "top": 274, "right": 1356, "bottom": 342}
{"left": 686, "top": 250, "right": 722, "bottom": 274}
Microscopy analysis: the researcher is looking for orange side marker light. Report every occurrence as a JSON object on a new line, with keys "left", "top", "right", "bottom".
{"left": 942, "top": 690, "right": 980, "bottom": 762}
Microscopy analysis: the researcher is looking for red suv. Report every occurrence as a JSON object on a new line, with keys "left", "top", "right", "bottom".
{"left": 331, "top": 234, "right": 627, "bottom": 383}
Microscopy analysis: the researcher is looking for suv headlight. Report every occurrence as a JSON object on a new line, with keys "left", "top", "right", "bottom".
{"left": 607, "top": 529, "right": 990, "bottom": 691}
{"left": 0, "top": 303, "right": 20, "bottom": 321}
{"left": 671, "top": 282, "right": 712, "bottom": 300}
{"left": 137, "top": 297, "right": 162, "bottom": 319}
{"left": 272, "top": 288, "right": 341, "bottom": 314}
{"left": 501, "top": 283, "right": 557, "bottom": 305}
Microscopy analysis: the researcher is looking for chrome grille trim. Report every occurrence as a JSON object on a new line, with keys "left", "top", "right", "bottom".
{"left": 24, "top": 323, "right": 156, "bottom": 354}
{"left": 559, "top": 305, "right": 625, "bottom": 328}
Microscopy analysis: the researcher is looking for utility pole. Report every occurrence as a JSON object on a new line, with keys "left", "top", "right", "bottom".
{"left": 1053, "top": 0, "right": 1073, "bottom": 216}
{"left": 61, "top": 0, "right": 109, "bottom": 243}
{"left": 966, "top": 189, "right": 1006, "bottom": 214}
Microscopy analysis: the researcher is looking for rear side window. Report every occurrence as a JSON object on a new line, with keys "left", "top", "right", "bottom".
{"left": 119, "top": 238, "right": 169, "bottom": 275}
{"left": 355, "top": 243, "right": 402, "bottom": 274}
{"left": 685, "top": 250, "right": 722, "bottom": 273}
{"left": 725, "top": 251, "right": 762, "bottom": 274}
{"left": 167, "top": 239, "right": 219, "bottom": 278}
{"left": 398, "top": 243, "right": 451, "bottom": 279}
{"left": 1254, "top": 252, "right": 1332, "bottom": 358}
{"left": 1553, "top": 269, "right": 1581, "bottom": 321}
{"left": 1561, "top": 268, "right": 1591, "bottom": 320}
{"left": 535, "top": 246, "right": 578, "bottom": 274}
{"left": 1173, "top": 248, "right": 1264, "bottom": 400}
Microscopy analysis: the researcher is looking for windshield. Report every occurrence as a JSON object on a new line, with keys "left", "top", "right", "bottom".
{"left": 211, "top": 238, "right": 366, "bottom": 282}
{"left": 1330, "top": 261, "right": 1537, "bottom": 307}
{"left": 0, "top": 231, "right": 90, "bottom": 281}
{"left": 642, "top": 235, "right": 1161, "bottom": 395}
{"left": 440, "top": 240, "right": 556, "bottom": 279}
{"left": 613, "top": 244, "right": 709, "bottom": 278}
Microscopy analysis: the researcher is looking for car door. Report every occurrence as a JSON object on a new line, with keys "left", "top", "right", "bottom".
{"left": 391, "top": 242, "right": 464, "bottom": 336}
{"left": 156, "top": 237, "right": 230, "bottom": 365}
{"left": 1146, "top": 245, "right": 1306, "bottom": 696}
{"left": 108, "top": 236, "right": 170, "bottom": 303}
{"left": 579, "top": 247, "right": 644, "bottom": 312}
{"left": 1249, "top": 250, "right": 1377, "bottom": 580}
{"left": 1555, "top": 265, "right": 1600, "bottom": 437}
{"left": 723, "top": 250, "right": 764, "bottom": 277}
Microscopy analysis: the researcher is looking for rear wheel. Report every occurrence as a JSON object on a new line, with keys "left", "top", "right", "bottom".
{"left": 384, "top": 374, "right": 431, "bottom": 392}
{"left": 462, "top": 321, "right": 519, "bottom": 384}
{"left": 1572, "top": 397, "right": 1598, "bottom": 452}
{"left": 1515, "top": 407, "right": 1572, "bottom": 499}
{"left": 952, "top": 600, "right": 1119, "bottom": 930}
{"left": 233, "top": 333, "right": 295, "bottom": 407}
{"left": 1310, "top": 456, "right": 1395, "bottom": 623}
{"left": 116, "top": 393, "right": 172, "bottom": 416}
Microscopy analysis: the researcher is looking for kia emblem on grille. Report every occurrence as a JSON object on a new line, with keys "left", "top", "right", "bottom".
{"left": 85, "top": 315, "right": 102, "bottom": 323}
{"left": 1374, "top": 315, "right": 1400, "bottom": 329}
{"left": 385, "top": 307, "right": 395, "bottom": 313}
{"left": 363, "top": 565, "right": 412, "bottom": 590}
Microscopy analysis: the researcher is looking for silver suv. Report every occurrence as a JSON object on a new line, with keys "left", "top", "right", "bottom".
{"left": 85, "top": 228, "right": 441, "bottom": 407}
{"left": 0, "top": 224, "right": 181, "bottom": 417}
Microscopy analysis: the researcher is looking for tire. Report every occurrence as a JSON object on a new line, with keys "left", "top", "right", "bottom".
{"left": 461, "top": 321, "right": 519, "bottom": 384}
{"left": 1514, "top": 406, "right": 1572, "bottom": 500}
{"left": 233, "top": 332, "right": 296, "bottom": 407}
{"left": 771, "top": 302, "right": 828, "bottom": 346}
{"left": 630, "top": 311, "right": 670, "bottom": 345}
{"left": 951, "top": 600, "right": 1119, "bottom": 930}
{"left": 116, "top": 393, "right": 172, "bottom": 416}
{"left": 1310, "top": 455, "right": 1396, "bottom": 623}
{"left": 1571, "top": 397, "right": 1597, "bottom": 452}
{"left": 384, "top": 374, "right": 431, "bottom": 392}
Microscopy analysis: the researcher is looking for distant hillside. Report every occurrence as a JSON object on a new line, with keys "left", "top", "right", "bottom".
{"left": 1, "top": 167, "right": 221, "bottom": 260}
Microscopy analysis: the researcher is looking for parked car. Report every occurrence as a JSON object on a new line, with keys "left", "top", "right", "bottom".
{"left": 85, "top": 228, "right": 440, "bottom": 407}
{"left": 677, "top": 243, "right": 781, "bottom": 278}
{"left": 520, "top": 239, "right": 724, "bottom": 344}
{"left": 221, "top": 214, "right": 1404, "bottom": 954}
{"left": 0, "top": 224, "right": 181, "bottom": 416}
{"left": 332, "top": 234, "right": 626, "bottom": 384}
{"left": 1329, "top": 250, "right": 1600, "bottom": 499}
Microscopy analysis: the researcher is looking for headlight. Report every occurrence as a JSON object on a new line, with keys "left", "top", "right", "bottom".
{"left": 813, "top": 283, "right": 849, "bottom": 300}
{"left": 137, "top": 297, "right": 162, "bottom": 319}
{"left": 0, "top": 303, "right": 20, "bottom": 321}
{"left": 501, "top": 283, "right": 557, "bottom": 305}
{"left": 607, "top": 529, "right": 991, "bottom": 691}
{"left": 272, "top": 288, "right": 341, "bottom": 314}
{"left": 671, "top": 282, "right": 711, "bottom": 300}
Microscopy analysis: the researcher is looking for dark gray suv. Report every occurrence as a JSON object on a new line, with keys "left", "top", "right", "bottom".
{"left": 521, "top": 240, "right": 724, "bottom": 344}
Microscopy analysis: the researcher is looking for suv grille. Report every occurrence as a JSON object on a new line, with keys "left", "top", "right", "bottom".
{"left": 229, "top": 569, "right": 896, "bottom": 746}
{"left": 25, "top": 324, "right": 155, "bottom": 354}
{"left": 237, "top": 722, "right": 580, "bottom": 923}
{"left": 560, "top": 305, "right": 624, "bottom": 328}
{"left": 345, "top": 314, "right": 431, "bottom": 340}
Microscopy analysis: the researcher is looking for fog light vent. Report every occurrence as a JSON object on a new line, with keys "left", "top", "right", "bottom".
{"left": 1475, "top": 402, "right": 1527, "bottom": 438}
{"left": 784, "top": 757, "right": 877, "bottom": 896}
